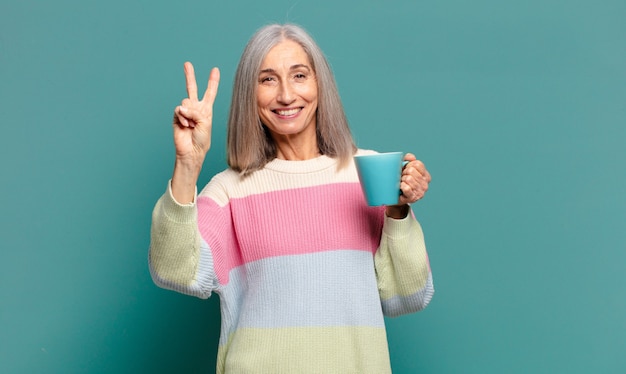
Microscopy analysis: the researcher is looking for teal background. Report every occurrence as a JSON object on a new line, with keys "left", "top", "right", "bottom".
{"left": 1, "top": 0, "right": 625, "bottom": 373}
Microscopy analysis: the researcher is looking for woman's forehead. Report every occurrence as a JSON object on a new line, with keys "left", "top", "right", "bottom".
{"left": 260, "top": 40, "right": 312, "bottom": 70}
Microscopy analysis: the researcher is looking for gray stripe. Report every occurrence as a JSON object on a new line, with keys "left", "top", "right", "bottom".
{"left": 216, "top": 249, "right": 386, "bottom": 342}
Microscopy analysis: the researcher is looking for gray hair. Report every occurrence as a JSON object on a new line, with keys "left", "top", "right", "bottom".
{"left": 226, "top": 24, "right": 356, "bottom": 174}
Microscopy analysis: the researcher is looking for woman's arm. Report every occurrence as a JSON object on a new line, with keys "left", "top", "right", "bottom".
{"left": 375, "top": 153, "right": 433, "bottom": 316}
{"left": 148, "top": 62, "right": 221, "bottom": 297}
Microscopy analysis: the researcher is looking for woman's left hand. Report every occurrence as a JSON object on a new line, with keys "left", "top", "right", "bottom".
{"left": 385, "top": 153, "right": 431, "bottom": 219}
{"left": 398, "top": 153, "right": 431, "bottom": 205}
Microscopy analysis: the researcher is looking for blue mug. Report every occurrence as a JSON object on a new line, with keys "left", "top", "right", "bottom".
{"left": 354, "top": 152, "right": 407, "bottom": 206}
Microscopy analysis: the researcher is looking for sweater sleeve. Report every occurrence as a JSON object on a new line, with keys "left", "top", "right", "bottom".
{"left": 374, "top": 212, "right": 434, "bottom": 317}
{"left": 148, "top": 181, "right": 216, "bottom": 299}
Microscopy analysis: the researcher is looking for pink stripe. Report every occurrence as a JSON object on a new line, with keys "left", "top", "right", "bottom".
{"left": 196, "top": 199, "right": 243, "bottom": 287}
{"left": 198, "top": 183, "right": 385, "bottom": 285}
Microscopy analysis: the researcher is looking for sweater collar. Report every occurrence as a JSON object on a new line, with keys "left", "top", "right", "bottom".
{"left": 263, "top": 155, "right": 338, "bottom": 174}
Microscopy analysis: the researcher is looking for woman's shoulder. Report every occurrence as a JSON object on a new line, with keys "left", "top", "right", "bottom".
{"left": 197, "top": 168, "right": 241, "bottom": 203}
{"left": 199, "top": 166, "right": 293, "bottom": 202}
{"left": 211, "top": 167, "right": 242, "bottom": 183}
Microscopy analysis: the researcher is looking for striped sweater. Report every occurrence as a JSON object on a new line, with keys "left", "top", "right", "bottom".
{"left": 149, "top": 150, "right": 434, "bottom": 373}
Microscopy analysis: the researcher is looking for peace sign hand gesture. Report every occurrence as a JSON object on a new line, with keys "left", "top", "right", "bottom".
{"left": 173, "top": 62, "right": 220, "bottom": 166}
{"left": 170, "top": 62, "right": 220, "bottom": 204}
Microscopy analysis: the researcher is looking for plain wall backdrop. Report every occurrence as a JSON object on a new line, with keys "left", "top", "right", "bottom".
{"left": 1, "top": 0, "right": 625, "bottom": 373}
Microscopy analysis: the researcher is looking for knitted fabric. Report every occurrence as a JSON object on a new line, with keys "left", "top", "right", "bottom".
{"left": 149, "top": 150, "right": 434, "bottom": 373}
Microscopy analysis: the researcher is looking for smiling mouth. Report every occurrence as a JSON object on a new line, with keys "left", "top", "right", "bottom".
{"left": 273, "top": 108, "right": 302, "bottom": 116}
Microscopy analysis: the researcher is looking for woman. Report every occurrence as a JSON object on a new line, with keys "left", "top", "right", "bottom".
{"left": 150, "top": 24, "right": 434, "bottom": 373}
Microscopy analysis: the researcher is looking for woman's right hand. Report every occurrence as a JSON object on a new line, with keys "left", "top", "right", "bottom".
{"left": 171, "top": 62, "right": 220, "bottom": 204}
{"left": 173, "top": 61, "right": 220, "bottom": 167}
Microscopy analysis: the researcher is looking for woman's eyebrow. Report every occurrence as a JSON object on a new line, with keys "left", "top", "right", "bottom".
{"left": 259, "top": 64, "right": 311, "bottom": 74}
{"left": 290, "top": 64, "right": 311, "bottom": 72}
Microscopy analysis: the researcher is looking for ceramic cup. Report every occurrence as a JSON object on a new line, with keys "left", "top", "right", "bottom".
{"left": 354, "top": 152, "right": 407, "bottom": 206}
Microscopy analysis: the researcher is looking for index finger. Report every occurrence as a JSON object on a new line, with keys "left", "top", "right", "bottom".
{"left": 403, "top": 152, "right": 417, "bottom": 162}
{"left": 183, "top": 61, "right": 198, "bottom": 101}
{"left": 201, "top": 67, "right": 220, "bottom": 105}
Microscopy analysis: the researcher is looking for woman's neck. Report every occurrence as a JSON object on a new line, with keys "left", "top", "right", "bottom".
{"left": 274, "top": 135, "right": 320, "bottom": 161}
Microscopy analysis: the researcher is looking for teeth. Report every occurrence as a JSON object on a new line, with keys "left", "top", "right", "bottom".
{"left": 276, "top": 108, "right": 300, "bottom": 116}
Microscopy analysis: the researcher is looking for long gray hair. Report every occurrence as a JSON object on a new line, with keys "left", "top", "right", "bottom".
{"left": 226, "top": 24, "right": 356, "bottom": 174}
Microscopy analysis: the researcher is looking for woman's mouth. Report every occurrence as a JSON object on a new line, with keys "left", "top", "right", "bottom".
{"left": 274, "top": 108, "right": 302, "bottom": 117}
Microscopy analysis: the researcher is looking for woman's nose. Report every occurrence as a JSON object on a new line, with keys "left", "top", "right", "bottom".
{"left": 277, "top": 81, "right": 295, "bottom": 104}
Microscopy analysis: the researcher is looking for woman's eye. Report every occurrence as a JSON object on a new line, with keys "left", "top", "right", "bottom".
{"left": 261, "top": 76, "right": 275, "bottom": 83}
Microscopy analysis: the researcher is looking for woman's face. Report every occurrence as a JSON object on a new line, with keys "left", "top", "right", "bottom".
{"left": 257, "top": 40, "right": 318, "bottom": 142}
